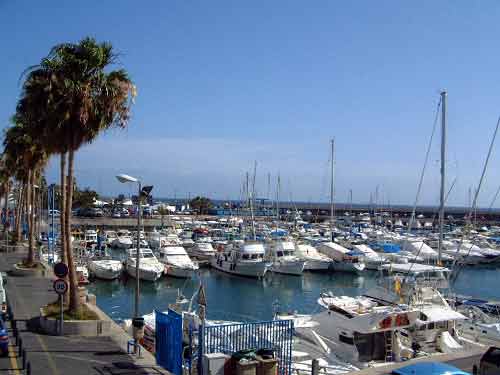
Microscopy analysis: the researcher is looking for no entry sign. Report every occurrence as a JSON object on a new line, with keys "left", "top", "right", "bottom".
{"left": 53, "top": 263, "right": 69, "bottom": 278}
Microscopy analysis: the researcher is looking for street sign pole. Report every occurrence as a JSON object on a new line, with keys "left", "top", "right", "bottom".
{"left": 60, "top": 293, "right": 64, "bottom": 336}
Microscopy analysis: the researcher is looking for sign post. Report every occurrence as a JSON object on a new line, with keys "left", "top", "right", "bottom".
{"left": 53, "top": 263, "right": 69, "bottom": 336}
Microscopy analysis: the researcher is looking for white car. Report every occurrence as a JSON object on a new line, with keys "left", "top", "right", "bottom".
{"left": 48, "top": 209, "right": 61, "bottom": 217}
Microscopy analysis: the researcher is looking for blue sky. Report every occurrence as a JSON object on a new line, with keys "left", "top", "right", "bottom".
{"left": 2, "top": 1, "right": 500, "bottom": 206}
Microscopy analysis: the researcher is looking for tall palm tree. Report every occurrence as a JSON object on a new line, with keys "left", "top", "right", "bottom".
{"left": 22, "top": 37, "right": 136, "bottom": 314}
{"left": 3, "top": 119, "right": 48, "bottom": 265}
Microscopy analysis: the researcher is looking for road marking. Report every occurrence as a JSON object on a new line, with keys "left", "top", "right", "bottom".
{"left": 8, "top": 344, "right": 20, "bottom": 375}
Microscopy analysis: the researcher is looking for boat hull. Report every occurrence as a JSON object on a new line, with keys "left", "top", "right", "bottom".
{"left": 210, "top": 258, "right": 268, "bottom": 278}
{"left": 126, "top": 264, "right": 163, "bottom": 281}
{"left": 303, "top": 259, "right": 332, "bottom": 271}
{"left": 164, "top": 265, "right": 195, "bottom": 278}
{"left": 332, "top": 261, "right": 365, "bottom": 274}
{"left": 270, "top": 260, "right": 305, "bottom": 276}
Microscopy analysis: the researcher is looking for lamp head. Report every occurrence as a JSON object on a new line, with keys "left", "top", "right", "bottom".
{"left": 116, "top": 174, "right": 139, "bottom": 184}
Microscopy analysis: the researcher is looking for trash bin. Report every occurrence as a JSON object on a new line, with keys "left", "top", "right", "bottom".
{"left": 132, "top": 317, "right": 145, "bottom": 341}
{"left": 256, "top": 356, "right": 278, "bottom": 375}
{"left": 235, "top": 359, "right": 258, "bottom": 375}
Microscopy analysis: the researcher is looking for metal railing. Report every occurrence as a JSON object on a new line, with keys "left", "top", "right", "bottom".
{"left": 199, "top": 319, "right": 293, "bottom": 375}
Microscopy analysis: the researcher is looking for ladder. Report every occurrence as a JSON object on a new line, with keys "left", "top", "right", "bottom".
{"left": 384, "top": 331, "right": 393, "bottom": 362}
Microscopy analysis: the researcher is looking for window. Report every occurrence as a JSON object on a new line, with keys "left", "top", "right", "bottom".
{"left": 242, "top": 254, "right": 249, "bottom": 260}
{"left": 277, "top": 251, "right": 284, "bottom": 257}
{"left": 339, "top": 334, "right": 354, "bottom": 345}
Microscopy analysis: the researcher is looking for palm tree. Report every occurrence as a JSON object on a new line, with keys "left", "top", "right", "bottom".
{"left": 21, "top": 37, "right": 136, "bottom": 314}
{"left": 3, "top": 118, "right": 48, "bottom": 265}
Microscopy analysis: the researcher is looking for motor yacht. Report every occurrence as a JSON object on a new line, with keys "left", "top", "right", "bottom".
{"left": 317, "top": 242, "right": 366, "bottom": 274}
{"left": 88, "top": 258, "right": 123, "bottom": 280}
{"left": 188, "top": 241, "right": 216, "bottom": 260}
{"left": 158, "top": 245, "right": 199, "bottom": 278}
{"left": 266, "top": 240, "right": 305, "bottom": 276}
{"left": 126, "top": 248, "right": 164, "bottom": 281}
{"left": 211, "top": 241, "right": 269, "bottom": 278}
{"left": 295, "top": 243, "right": 332, "bottom": 271}
{"left": 112, "top": 230, "right": 133, "bottom": 249}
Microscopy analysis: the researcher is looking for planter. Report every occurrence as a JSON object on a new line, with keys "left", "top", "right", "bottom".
{"left": 10, "top": 263, "right": 45, "bottom": 277}
{"left": 39, "top": 306, "right": 111, "bottom": 336}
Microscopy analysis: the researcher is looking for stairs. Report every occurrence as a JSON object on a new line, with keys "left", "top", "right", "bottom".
{"left": 384, "top": 331, "right": 393, "bottom": 362}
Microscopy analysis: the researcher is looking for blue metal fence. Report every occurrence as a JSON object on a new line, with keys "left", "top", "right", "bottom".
{"left": 199, "top": 319, "right": 293, "bottom": 375}
{"left": 156, "top": 309, "right": 183, "bottom": 375}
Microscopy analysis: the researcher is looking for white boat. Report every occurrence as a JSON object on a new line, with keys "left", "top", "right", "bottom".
{"left": 112, "top": 230, "right": 133, "bottom": 249}
{"left": 456, "top": 304, "right": 500, "bottom": 346}
{"left": 266, "top": 240, "right": 305, "bottom": 276}
{"left": 104, "top": 231, "right": 118, "bottom": 246}
{"left": 211, "top": 241, "right": 269, "bottom": 278}
{"left": 301, "top": 292, "right": 419, "bottom": 366}
{"left": 88, "top": 259, "right": 123, "bottom": 280}
{"left": 317, "top": 242, "right": 366, "bottom": 274}
{"left": 158, "top": 246, "right": 199, "bottom": 278}
{"left": 126, "top": 248, "right": 164, "bottom": 281}
{"left": 189, "top": 242, "right": 216, "bottom": 260}
{"left": 85, "top": 230, "right": 97, "bottom": 244}
{"left": 295, "top": 243, "right": 332, "bottom": 271}
{"left": 351, "top": 244, "right": 387, "bottom": 270}
{"left": 146, "top": 231, "right": 165, "bottom": 250}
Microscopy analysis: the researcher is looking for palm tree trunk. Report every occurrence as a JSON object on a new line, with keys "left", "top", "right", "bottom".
{"left": 66, "top": 149, "right": 80, "bottom": 314}
{"left": 60, "top": 153, "right": 67, "bottom": 265}
{"left": 26, "top": 170, "right": 34, "bottom": 265}
{"left": 15, "top": 184, "right": 24, "bottom": 243}
{"left": 3, "top": 181, "right": 9, "bottom": 239}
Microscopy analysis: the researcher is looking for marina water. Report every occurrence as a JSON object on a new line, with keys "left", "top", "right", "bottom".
{"left": 87, "top": 266, "right": 500, "bottom": 323}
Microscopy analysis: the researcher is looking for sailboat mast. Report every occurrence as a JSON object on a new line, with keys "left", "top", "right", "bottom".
{"left": 330, "top": 138, "right": 335, "bottom": 240}
{"left": 276, "top": 174, "right": 281, "bottom": 222}
{"left": 438, "top": 90, "right": 447, "bottom": 264}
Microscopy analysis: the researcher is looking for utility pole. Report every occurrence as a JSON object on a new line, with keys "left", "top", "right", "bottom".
{"left": 438, "top": 90, "right": 447, "bottom": 264}
{"left": 330, "top": 139, "right": 335, "bottom": 240}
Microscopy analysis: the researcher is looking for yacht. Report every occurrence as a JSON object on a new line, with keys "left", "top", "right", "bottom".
{"left": 211, "top": 241, "right": 269, "bottom": 278}
{"left": 455, "top": 302, "right": 500, "bottom": 346}
{"left": 266, "top": 240, "right": 305, "bottom": 276}
{"left": 189, "top": 241, "right": 216, "bottom": 260}
{"left": 351, "top": 243, "right": 387, "bottom": 270}
{"left": 104, "top": 231, "right": 118, "bottom": 247}
{"left": 295, "top": 243, "right": 332, "bottom": 271}
{"left": 158, "top": 246, "right": 199, "bottom": 278}
{"left": 317, "top": 242, "right": 366, "bottom": 274}
{"left": 88, "top": 258, "right": 123, "bottom": 280}
{"left": 126, "top": 248, "right": 164, "bottom": 281}
{"left": 146, "top": 231, "right": 166, "bottom": 250}
{"left": 298, "top": 292, "right": 419, "bottom": 366}
{"left": 84, "top": 230, "right": 98, "bottom": 244}
{"left": 112, "top": 230, "right": 133, "bottom": 249}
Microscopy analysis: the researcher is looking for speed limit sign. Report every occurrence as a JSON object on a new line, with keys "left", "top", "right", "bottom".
{"left": 53, "top": 278, "right": 68, "bottom": 295}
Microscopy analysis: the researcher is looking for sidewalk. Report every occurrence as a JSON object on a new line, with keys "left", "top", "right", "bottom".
{"left": 0, "top": 249, "right": 169, "bottom": 374}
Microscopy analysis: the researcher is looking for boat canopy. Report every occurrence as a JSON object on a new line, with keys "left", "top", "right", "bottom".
{"left": 241, "top": 243, "right": 265, "bottom": 254}
{"left": 418, "top": 306, "right": 466, "bottom": 324}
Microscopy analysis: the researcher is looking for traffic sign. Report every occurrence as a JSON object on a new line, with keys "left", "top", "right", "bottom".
{"left": 53, "top": 263, "right": 69, "bottom": 278}
{"left": 53, "top": 279, "right": 68, "bottom": 295}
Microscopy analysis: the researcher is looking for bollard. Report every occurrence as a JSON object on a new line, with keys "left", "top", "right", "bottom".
{"left": 18, "top": 338, "right": 22, "bottom": 356}
{"left": 312, "top": 358, "right": 319, "bottom": 375}
{"left": 26, "top": 361, "right": 31, "bottom": 375}
{"left": 22, "top": 349, "right": 26, "bottom": 370}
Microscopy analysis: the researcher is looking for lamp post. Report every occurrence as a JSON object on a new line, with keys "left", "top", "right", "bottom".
{"left": 116, "top": 174, "right": 142, "bottom": 350}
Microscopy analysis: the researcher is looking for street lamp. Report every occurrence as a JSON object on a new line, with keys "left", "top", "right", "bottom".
{"left": 116, "top": 173, "right": 142, "bottom": 351}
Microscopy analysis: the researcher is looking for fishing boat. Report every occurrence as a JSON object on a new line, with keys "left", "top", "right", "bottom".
{"left": 266, "top": 240, "right": 305, "bottom": 276}
{"left": 317, "top": 242, "right": 366, "bottom": 274}
{"left": 125, "top": 248, "right": 164, "bottom": 281}
{"left": 88, "top": 258, "right": 123, "bottom": 280}
{"left": 211, "top": 241, "right": 269, "bottom": 278}
{"left": 158, "top": 246, "right": 199, "bottom": 278}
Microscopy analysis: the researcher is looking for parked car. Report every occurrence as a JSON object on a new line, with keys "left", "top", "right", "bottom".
{"left": 0, "top": 273, "right": 6, "bottom": 320}
{"left": 392, "top": 362, "right": 470, "bottom": 375}
{"left": 48, "top": 209, "right": 61, "bottom": 217}
{"left": 78, "top": 207, "right": 104, "bottom": 217}
{"left": 0, "top": 318, "right": 8, "bottom": 357}
{"left": 111, "top": 211, "right": 121, "bottom": 218}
